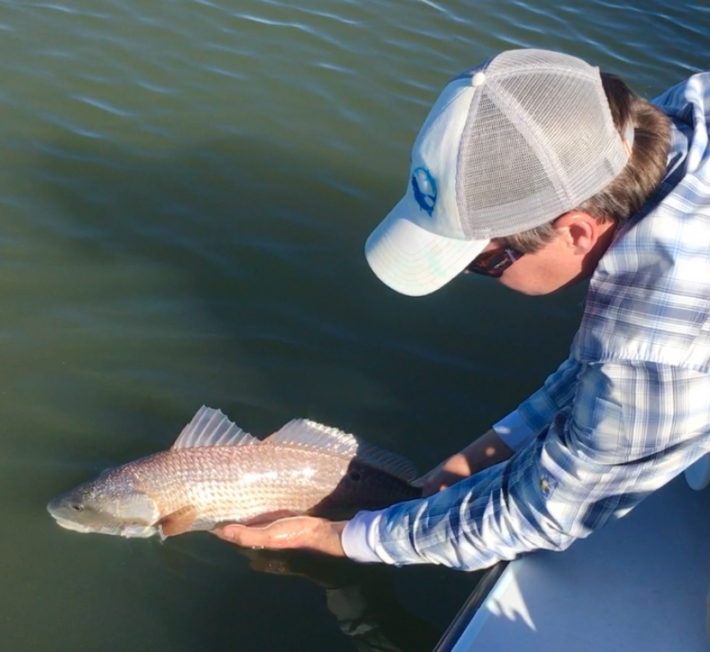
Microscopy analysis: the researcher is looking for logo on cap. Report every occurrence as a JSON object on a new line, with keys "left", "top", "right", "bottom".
{"left": 411, "top": 167, "right": 437, "bottom": 216}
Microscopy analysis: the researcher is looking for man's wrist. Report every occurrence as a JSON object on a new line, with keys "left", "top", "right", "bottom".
{"left": 341, "top": 510, "right": 393, "bottom": 563}
{"left": 492, "top": 410, "right": 536, "bottom": 451}
{"left": 322, "top": 520, "right": 348, "bottom": 557}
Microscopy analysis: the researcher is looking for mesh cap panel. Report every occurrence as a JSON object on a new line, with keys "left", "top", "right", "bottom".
{"left": 456, "top": 49, "right": 628, "bottom": 239}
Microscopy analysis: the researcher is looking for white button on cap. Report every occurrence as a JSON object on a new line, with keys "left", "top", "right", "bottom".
{"left": 471, "top": 72, "right": 486, "bottom": 87}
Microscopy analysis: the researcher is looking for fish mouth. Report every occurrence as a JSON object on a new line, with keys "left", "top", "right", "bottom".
{"left": 50, "top": 514, "right": 155, "bottom": 538}
{"left": 50, "top": 515, "right": 104, "bottom": 534}
{"left": 46, "top": 496, "right": 65, "bottom": 514}
{"left": 47, "top": 501, "right": 121, "bottom": 536}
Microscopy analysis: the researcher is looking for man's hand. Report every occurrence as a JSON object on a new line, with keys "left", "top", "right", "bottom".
{"left": 212, "top": 516, "right": 348, "bottom": 558}
{"left": 417, "top": 428, "right": 514, "bottom": 497}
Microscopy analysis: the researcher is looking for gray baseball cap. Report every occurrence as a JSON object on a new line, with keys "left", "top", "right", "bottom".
{"left": 365, "top": 49, "right": 630, "bottom": 296}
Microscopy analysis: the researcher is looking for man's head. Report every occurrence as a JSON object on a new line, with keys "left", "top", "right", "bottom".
{"left": 462, "top": 212, "right": 619, "bottom": 295}
{"left": 365, "top": 49, "right": 669, "bottom": 296}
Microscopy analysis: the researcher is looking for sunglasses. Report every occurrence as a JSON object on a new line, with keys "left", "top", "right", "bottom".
{"left": 465, "top": 246, "right": 525, "bottom": 278}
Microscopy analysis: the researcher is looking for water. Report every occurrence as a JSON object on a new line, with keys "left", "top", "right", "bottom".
{"left": 0, "top": 0, "right": 707, "bottom": 650}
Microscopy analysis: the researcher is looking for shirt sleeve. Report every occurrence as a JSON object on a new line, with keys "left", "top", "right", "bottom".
{"left": 492, "top": 410, "right": 535, "bottom": 452}
{"left": 488, "top": 357, "right": 583, "bottom": 452}
{"left": 342, "top": 361, "right": 710, "bottom": 569}
{"left": 515, "top": 356, "right": 582, "bottom": 435}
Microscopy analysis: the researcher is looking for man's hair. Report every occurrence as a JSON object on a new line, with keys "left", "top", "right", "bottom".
{"left": 502, "top": 72, "right": 672, "bottom": 253}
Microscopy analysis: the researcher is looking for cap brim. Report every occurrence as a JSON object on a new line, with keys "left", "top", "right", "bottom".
{"left": 365, "top": 197, "right": 489, "bottom": 297}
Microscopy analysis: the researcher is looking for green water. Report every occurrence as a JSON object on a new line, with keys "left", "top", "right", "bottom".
{"left": 0, "top": 0, "right": 707, "bottom": 650}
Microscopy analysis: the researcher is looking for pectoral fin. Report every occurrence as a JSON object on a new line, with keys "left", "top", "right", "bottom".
{"left": 158, "top": 506, "right": 197, "bottom": 538}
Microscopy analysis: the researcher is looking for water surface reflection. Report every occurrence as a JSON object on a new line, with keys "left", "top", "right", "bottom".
{"left": 236, "top": 548, "right": 443, "bottom": 652}
{"left": 1, "top": 0, "right": 708, "bottom": 650}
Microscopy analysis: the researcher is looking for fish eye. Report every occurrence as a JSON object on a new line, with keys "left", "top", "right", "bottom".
{"left": 348, "top": 470, "right": 361, "bottom": 482}
{"left": 70, "top": 504, "right": 84, "bottom": 512}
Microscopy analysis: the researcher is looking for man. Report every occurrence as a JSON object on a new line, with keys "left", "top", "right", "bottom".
{"left": 213, "top": 49, "right": 710, "bottom": 570}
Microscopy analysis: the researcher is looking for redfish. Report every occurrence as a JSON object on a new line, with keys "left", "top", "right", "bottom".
{"left": 47, "top": 406, "right": 420, "bottom": 539}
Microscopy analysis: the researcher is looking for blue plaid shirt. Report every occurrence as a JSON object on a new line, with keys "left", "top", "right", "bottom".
{"left": 342, "top": 72, "right": 710, "bottom": 570}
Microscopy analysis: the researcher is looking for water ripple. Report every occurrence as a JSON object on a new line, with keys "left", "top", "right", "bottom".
{"left": 37, "top": 113, "right": 108, "bottom": 140}
{"left": 29, "top": 1, "right": 112, "bottom": 19}
{"left": 134, "top": 80, "right": 179, "bottom": 95}
{"left": 294, "top": 7, "right": 358, "bottom": 26}
{"left": 418, "top": 0, "right": 448, "bottom": 15}
{"left": 70, "top": 95, "right": 135, "bottom": 118}
{"left": 313, "top": 61, "right": 355, "bottom": 74}
{"left": 0, "top": 1, "right": 708, "bottom": 650}
{"left": 237, "top": 13, "right": 308, "bottom": 29}
{"left": 258, "top": 0, "right": 361, "bottom": 26}
{"left": 189, "top": 0, "right": 221, "bottom": 7}
{"left": 32, "top": 143, "right": 128, "bottom": 171}
{"left": 197, "top": 65, "right": 248, "bottom": 81}
{"left": 36, "top": 49, "right": 78, "bottom": 60}
{"left": 200, "top": 42, "right": 253, "bottom": 57}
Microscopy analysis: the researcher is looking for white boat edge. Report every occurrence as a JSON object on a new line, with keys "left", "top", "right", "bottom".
{"left": 434, "top": 471, "right": 710, "bottom": 652}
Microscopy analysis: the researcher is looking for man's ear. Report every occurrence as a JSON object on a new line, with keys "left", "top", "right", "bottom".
{"left": 555, "top": 211, "right": 598, "bottom": 255}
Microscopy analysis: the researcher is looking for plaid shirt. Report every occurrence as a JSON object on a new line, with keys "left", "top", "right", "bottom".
{"left": 342, "top": 72, "right": 710, "bottom": 569}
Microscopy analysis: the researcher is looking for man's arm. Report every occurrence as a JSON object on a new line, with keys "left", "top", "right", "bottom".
{"left": 212, "top": 428, "right": 515, "bottom": 551}
{"left": 210, "top": 361, "right": 587, "bottom": 556}
{"left": 513, "top": 355, "right": 581, "bottom": 443}
{"left": 213, "top": 516, "right": 348, "bottom": 557}
{"left": 215, "top": 361, "right": 710, "bottom": 570}
{"left": 342, "top": 361, "right": 710, "bottom": 569}
{"left": 418, "top": 428, "right": 513, "bottom": 496}
{"left": 419, "top": 356, "right": 582, "bottom": 496}
{"left": 212, "top": 356, "right": 585, "bottom": 558}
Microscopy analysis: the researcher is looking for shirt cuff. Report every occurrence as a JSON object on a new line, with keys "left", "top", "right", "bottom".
{"left": 493, "top": 409, "right": 536, "bottom": 451}
{"left": 341, "top": 510, "right": 396, "bottom": 564}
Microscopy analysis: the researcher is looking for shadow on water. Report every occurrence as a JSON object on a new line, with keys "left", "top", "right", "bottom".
{"left": 238, "top": 548, "right": 443, "bottom": 652}
{"left": 211, "top": 546, "right": 443, "bottom": 652}
{"left": 139, "top": 533, "right": 448, "bottom": 652}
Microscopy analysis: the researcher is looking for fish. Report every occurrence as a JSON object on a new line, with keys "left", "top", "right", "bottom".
{"left": 47, "top": 406, "right": 421, "bottom": 539}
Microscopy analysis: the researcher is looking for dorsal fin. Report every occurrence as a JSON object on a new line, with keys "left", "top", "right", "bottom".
{"left": 264, "top": 419, "right": 418, "bottom": 482}
{"left": 172, "top": 406, "right": 257, "bottom": 449}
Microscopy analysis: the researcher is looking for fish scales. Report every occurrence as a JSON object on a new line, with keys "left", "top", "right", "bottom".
{"left": 47, "top": 406, "right": 421, "bottom": 539}
{"left": 125, "top": 446, "right": 367, "bottom": 526}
